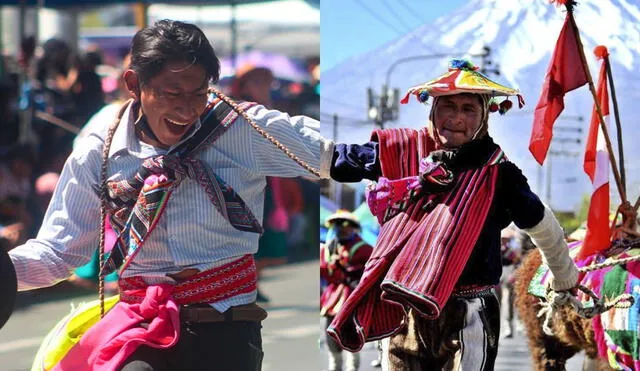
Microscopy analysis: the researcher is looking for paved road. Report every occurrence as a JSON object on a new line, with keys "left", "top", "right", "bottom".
{"left": 320, "top": 306, "right": 586, "bottom": 370}
{"left": 0, "top": 261, "right": 588, "bottom": 371}
{"left": 0, "top": 260, "right": 320, "bottom": 371}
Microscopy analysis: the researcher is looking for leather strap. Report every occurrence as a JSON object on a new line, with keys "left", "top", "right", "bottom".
{"left": 180, "top": 302, "right": 267, "bottom": 323}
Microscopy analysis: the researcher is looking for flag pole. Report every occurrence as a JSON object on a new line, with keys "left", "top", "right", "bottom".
{"left": 603, "top": 55, "right": 626, "bottom": 191}
{"left": 564, "top": 2, "right": 626, "bottom": 203}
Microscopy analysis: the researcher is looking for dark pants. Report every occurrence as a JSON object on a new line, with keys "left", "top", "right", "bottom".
{"left": 387, "top": 292, "right": 500, "bottom": 371}
{"left": 119, "top": 321, "right": 263, "bottom": 371}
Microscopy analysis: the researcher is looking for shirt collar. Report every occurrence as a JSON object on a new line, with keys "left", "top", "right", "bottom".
{"left": 108, "top": 101, "right": 203, "bottom": 158}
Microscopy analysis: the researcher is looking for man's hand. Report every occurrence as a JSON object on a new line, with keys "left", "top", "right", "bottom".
{"left": 0, "top": 223, "right": 24, "bottom": 249}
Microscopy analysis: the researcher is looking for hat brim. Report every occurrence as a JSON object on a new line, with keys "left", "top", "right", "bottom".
{"left": 402, "top": 69, "right": 522, "bottom": 104}
{"left": 325, "top": 216, "right": 360, "bottom": 228}
{"left": 0, "top": 246, "right": 17, "bottom": 330}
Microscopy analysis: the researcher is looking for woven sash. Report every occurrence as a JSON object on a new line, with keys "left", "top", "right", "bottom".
{"left": 101, "top": 98, "right": 262, "bottom": 275}
{"left": 328, "top": 129, "right": 504, "bottom": 352}
{"left": 119, "top": 254, "right": 257, "bottom": 305}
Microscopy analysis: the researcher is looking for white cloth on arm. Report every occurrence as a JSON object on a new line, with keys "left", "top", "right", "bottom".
{"left": 522, "top": 206, "right": 579, "bottom": 291}
{"left": 9, "top": 101, "right": 324, "bottom": 312}
{"left": 320, "top": 139, "right": 335, "bottom": 179}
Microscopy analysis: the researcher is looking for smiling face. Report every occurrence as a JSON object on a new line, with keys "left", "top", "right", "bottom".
{"left": 124, "top": 61, "right": 209, "bottom": 147}
{"left": 432, "top": 93, "right": 485, "bottom": 148}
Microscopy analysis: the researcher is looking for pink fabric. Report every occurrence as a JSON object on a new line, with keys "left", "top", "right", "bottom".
{"left": 103, "top": 217, "right": 117, "bottom": 255}
{"left": 266, "top": 177, "right": 289, "bottom": 232}
{"left": 54, "top": 284, "right": 180, "bottom": 371}
{"left": 366, "top": 177, "right": 421, "bottom": 225}
{"left": 366, "top": 157, "right": 453, "bottom": 225}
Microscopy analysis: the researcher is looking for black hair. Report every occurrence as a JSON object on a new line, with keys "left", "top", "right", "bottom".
{"left": 36, "top": 38, "right": 72, "bottom": 83}
{"left": 129, "top": 20, "right": 220, "bottom": 85}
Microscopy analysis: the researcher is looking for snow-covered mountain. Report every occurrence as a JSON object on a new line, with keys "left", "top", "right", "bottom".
{"left": 321, "top": 0, "right": 640, "bottom": 212}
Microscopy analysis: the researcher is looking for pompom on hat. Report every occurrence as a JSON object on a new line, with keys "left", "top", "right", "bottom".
{"left": 400, "top": 59, "right": 525, "bottom": 115}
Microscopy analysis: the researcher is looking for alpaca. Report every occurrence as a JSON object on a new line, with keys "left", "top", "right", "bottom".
{"left": 514, "top": 249, "right": 614, "bottom": 371}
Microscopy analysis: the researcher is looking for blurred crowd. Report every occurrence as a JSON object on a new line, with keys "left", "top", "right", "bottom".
{"left": 0, "top": 35, "right": 320, "bottom": 294}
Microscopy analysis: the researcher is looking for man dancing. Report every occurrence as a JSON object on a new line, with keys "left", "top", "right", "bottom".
{"left": 6, "top": 20, "right": 332, "bottom": 371}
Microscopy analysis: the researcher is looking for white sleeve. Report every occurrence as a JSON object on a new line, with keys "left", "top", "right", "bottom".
{"left": 245, "top": 105, "right": 333, "bottom": 178}
{"left": 9, "top": 136, "right": 103, "bottom": 291}
{"left": 522, "top": 206, "right": 579, "bottom": 291}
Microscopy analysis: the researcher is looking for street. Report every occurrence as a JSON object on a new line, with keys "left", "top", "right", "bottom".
{"left": 0, "top": 260, "right": 588, "bottom": 371}
{"left": 320, "top": 303, "right": 586, "bottom": 370}
{"left": 0, "top": 260, "right": 320, "bottom": 371}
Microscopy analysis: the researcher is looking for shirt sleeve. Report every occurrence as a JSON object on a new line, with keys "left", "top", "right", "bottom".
{"left": 9, "top": 135, "right": 104, "bottom": 291}
{"left": 330, "top": 142, "right": 381, "bottom": 182}
{"left": 500, "top": 162, "right": 545, "bottom": 229}
{"left": 246, "top": 105, "right": 332, "bottom": 178}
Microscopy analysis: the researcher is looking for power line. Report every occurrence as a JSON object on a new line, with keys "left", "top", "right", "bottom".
{"left": 322, "top": 96, "right": 366, "bottom": 110}
{"left": 396, "top": 0, "right": 428, "bottom": 25}
{"left": 381, "top": 0, "right": 413, "bottom": 34}
{"left": 352, "top": 0, "right": 406, "bottom": 36}
{"left": 320, "top": 112, "right": 373, "bottom": 126}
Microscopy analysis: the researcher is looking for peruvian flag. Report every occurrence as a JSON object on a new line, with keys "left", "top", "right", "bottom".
{"left": 529, "top": 15, "right": 588, "bottom": 165}
{"left": 578, "top": 46, "right": 611, "bottom": 260}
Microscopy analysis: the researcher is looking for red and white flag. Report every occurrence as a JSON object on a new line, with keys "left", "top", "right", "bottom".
{"left": 578, "top": 46, "right": 611, "bottom": 260}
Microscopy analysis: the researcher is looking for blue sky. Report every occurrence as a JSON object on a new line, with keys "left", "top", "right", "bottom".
{"left": 321, "top": 0, "right": 469, "bottom": 71}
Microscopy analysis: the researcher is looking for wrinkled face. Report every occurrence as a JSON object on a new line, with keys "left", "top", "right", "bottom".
{"left": 126, "top": 61, "right": 209, "bottom": 147}
{"left": 433, "top": 94, "right": 484, "bottom": 148}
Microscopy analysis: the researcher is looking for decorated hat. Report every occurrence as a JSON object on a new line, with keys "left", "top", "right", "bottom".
{"left": 400, "top": 59, "right": 525, "bottom": 115}
{"left": 0, "top": 246, "right": 17, "bottom": 330}
{"left": 325, "top": 209, "right": 361, "bottom": 228}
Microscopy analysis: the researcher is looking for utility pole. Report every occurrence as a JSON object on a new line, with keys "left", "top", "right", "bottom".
{"left": 368, "top": 47, "right": 496, "bottom": 129}
{"left": 332, "top": 114, "right": 342, "bottom": 207}
{"left": 544, "top": 125, "right": 582, "bottom": 209}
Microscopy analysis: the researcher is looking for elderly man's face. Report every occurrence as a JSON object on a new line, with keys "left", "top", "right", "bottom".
{"left": 433, "top": 93, "right": 484, "bottom": 148}
{"left": 132, "top": 61, "right": 209, "bottom": 147}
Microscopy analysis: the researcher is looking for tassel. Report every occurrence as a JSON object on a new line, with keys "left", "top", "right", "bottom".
{"left": 400, "top": 92, "right": 411, "bottom": 105}
{"left": 517, "top": 94, "right": 525, "bottom": 108}
{"left": 418, "top": 90, "right": 429, "bottom": 103}
{"left": 488, "top": 99, "right": 499, "bottom": 113}
{"left": 499, "top": 99, "right": 513, "bottom": 115}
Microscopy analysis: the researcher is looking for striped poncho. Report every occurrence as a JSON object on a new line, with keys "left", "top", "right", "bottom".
{"left": 328, "top": 128, "right": 506, "bottom": 351}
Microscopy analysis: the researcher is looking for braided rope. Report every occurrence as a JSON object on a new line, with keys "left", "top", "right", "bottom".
{"left": 536, "top": 238, "right": 640, "bottom": 336}
{"left": 538, "top": 284, "right": 634, "bottom": 336}
{"left": 578, "top": 253, "right": 640, "bottom": 273}
{"left": 98, "top": 101, "right": 130, "bottom": 318}
{"left": 210, "top": 87, "right": 320, "bottom": 178}
{"left": 95, "top": 91, "right": 320, "bottom": 315}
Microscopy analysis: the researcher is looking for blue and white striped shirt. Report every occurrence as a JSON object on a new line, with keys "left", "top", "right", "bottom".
{"left": 10, "top": 100, "right": 324, "bottom": 312}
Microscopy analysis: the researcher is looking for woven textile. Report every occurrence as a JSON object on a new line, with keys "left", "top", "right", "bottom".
{"left": 529, "top": 242, "right": 640, "bottom": 370}
{"left": 102, "top": 99, "right": 262, "bottom": 275}
{"left": 328, "top": 128, "right": 504, "bottom": 352}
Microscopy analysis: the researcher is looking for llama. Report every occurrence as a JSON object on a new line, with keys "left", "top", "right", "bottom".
{"left": 515, "top": 238, "right": 640, "bottom": 371}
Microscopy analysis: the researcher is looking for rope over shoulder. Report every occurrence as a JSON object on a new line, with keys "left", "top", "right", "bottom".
{"left": 210, "top": 87, "right": 321, "bottom": 178}
{"left": 97, "top": 91, "right": 320, "bottom": 317}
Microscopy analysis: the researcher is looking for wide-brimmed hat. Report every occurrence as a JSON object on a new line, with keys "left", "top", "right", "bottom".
{"left": 325, "top": 209, "right": 360, "bottom": 229}
{"left": 231, "top": 63, "right": 274, "bottom": 98}
{"left": 401, "top": 59, "right": 525, "bottom": 115}
{"left": 0, "top": 246, "right": 17, "bottom": 330}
